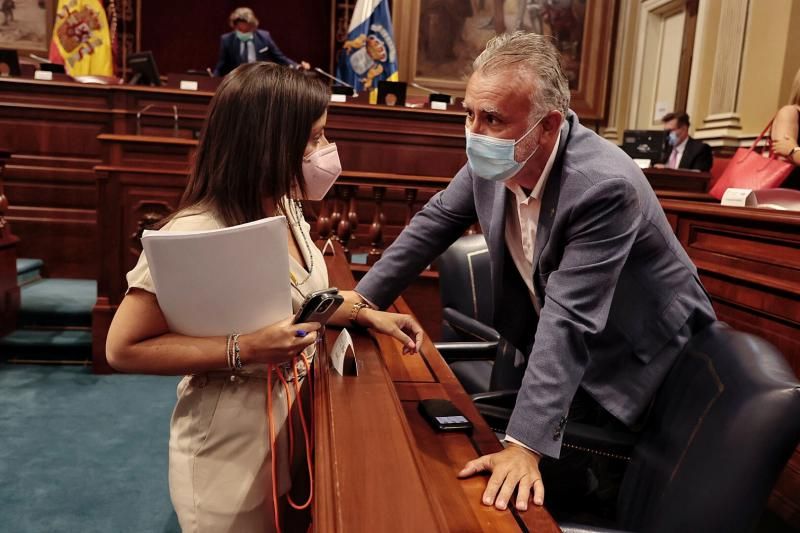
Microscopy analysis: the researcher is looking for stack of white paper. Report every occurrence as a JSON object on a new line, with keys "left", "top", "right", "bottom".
{"left": 141, "top": 216, "right": 291, "bottom": 337}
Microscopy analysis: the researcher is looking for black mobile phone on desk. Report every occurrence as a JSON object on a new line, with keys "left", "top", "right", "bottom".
{"left": 418, "top": 399, "right": 473, "bottom": 433}
{"left": 293, "top": 288, "right": 344, "bottom": 325}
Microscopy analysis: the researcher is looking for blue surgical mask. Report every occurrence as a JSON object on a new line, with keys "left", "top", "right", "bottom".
{"left": 668, "top": 131, "right": 679, "bottom": 146}
{"left": 465, "top": 116, "right": 544, "bottom": 182}
{"left": 235, "top": 31, "right": 254, "bottom": 42}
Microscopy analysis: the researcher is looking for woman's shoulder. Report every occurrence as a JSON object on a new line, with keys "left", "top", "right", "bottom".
{"left": 776, "top": 104, "right": 800, "bottom": 119}
{"left": 160, "top": 209, "right": 224, "bottom": 232}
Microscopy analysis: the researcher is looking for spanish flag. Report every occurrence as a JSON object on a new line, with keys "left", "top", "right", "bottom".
{"left": 48, "top": 0, "right": 113, "bottom": 77}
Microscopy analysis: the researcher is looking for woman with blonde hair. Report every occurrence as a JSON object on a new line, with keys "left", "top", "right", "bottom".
{"left": 771, "top": 67, "right": 800, "bottom": 189}
{"left": 106, "top": 63, "right": 422, "bottom": 532}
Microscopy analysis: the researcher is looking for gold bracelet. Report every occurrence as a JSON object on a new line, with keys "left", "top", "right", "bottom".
{"left": 349, "top": 302, "right": 369, "bottom": 326}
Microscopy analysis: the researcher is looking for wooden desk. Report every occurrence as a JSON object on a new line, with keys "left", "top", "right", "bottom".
{"left": 643, "top": 167, "right": 711, "bottom": 193}
{"left": 0, "top": 149, "right": 19, "bottom": 337}
{"left": 661, "top": 199, "right": 800, "bottom": 376}
{"left": 317, "top": 245, "right": 560, "bottom": 532}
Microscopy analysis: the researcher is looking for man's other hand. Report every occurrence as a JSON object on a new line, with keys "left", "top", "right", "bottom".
{"left": 457, "top": 443, "right": 544, "bottom": 511}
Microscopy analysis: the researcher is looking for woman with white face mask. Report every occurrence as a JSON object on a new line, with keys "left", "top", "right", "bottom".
{"left": 106, "top": 63, "right": 422, "bottom": 533}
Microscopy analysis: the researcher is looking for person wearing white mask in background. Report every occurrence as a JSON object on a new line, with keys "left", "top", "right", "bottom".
{"left": 353, "top": 32, "right": 716, "bottom": 519}
{"left": 213, "top": 6, "right": 311, "bottom": 77}
{"left": 106, "top": 63, "right": 423, "bottom": 533}
{"left": 654, "top": 111, "right": 713, "bottom": 172}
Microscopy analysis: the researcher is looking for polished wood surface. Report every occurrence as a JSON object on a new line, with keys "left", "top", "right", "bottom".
{"left": 643, "top": 167, "right": 711, "bottom": 193}
{"left": 317, "top": 244, "right": 560, "bottom": 532}
{"left": 0, "top": 149, "right": 20, "bottom": 337}
{"left": 661, "top": 199, "right": 800, "bottom": 375}
{"left": 0, "top": 77, "right": 465, "bottom": 280}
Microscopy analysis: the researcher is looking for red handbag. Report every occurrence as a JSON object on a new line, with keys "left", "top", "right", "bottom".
{"left": 709, "top": 117, "right": 795, "bottom": 199}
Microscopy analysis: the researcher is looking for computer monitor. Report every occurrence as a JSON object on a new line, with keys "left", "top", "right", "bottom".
{"left": 621, "top": 130, "right": 668, "bottom": 164}
{"left": 0, "top": 49, "right": 21, "bottom": 77}
{"left": 40, "top": 63, "right": 66, "bottom": 74}
{"left": 128, "top": 51, "right": 161, "bottom": 86}
{"left": 377, "top": 81, "right": 407, "bottom": 107}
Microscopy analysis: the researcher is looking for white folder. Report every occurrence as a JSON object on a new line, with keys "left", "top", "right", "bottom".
{"left": 141, "top": 216, "right": 292, "bottom": 337}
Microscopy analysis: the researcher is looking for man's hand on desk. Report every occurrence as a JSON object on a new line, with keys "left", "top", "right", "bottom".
{"left": 356, "top": 308, "right": 424, "bottom": 354}
{"left": 457, "top": 443, "right": 544, "bottom": 511}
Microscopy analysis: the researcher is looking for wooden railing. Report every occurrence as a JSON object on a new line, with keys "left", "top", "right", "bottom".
{"left": 0, "top": 149, "right": 20, "bottom": 337}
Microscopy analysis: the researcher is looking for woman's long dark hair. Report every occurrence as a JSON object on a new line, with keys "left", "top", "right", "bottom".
{"left": 175, "top": 62, "right": 329, "bottom": 226}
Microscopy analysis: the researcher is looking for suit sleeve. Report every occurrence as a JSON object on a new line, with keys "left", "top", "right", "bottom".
{"left": 355, "top": 165, "right": 478, "bottom": 309}
{"left": 213, "top": 35, "right": 228, "bottom": 77}
{"left": 264, "top": 32, "right": 297, "bottom": 67}
{"left": 505, "top": 178, "right": 641, "bottom": 458}
{"left": 696, "top": 142, "right": 713, "bottom": 172}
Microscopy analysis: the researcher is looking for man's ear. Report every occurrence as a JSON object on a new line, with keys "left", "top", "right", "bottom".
{"left": 541, "top": 110, "right": 563, "bottom": 132}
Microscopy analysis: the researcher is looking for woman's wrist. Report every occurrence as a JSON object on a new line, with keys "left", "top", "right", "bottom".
{"left": 235, "top": 333, "right": 256, "bottom": 366}
{"left": 791, "top": 146, "right": 800, "bottom": 164}
{"left": 356, "top": 307, "right": 376, "bottom": 328}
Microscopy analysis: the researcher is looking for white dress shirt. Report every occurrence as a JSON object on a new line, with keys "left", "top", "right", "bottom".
{"left": 667, "top": 136, "right": 687, "bottom": 169}
{"left": 239, "top": 40, "right": 256, "bottom": 63}
{"left": 502, "top": 130, "right": 561, "bottom": 455}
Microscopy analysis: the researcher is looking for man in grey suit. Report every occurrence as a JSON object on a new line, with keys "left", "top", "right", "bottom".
{"left": 355, "top": 32, "right": 716, "bottom": 511}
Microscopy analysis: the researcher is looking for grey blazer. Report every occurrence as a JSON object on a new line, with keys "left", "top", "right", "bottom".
{"left": 356, "top": 111, "right": 716, "bottom": 457}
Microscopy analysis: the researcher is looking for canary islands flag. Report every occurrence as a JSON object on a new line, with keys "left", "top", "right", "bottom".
{"left": 49, "top": 0, "right": 113, "bottom": 77}
{"left": 335, "top": 0, "right": 398, "bottom": 98}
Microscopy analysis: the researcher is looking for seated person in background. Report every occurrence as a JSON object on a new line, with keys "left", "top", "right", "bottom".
{"left": 771, "top": 67, "right": 800, "bottom": 189}
{"left": 106, "top": 63, "right": 422, "bottom": 532}
{"left": 213, "top": 7, "right": 311, "bottom": 77}
{"left": 654, "top": 112, "right": 713, "bottom": 172}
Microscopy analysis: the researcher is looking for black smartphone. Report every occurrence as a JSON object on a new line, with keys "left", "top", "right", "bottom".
{"left": 293, "top": 288, "right": 344, "bottom": 325}
{"left": 418, "top": 399, "right": 473, "bottom": 433}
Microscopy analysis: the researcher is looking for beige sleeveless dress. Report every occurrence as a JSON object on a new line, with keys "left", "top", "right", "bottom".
{"left": 126, "top": 200, "right": 328, "bottom": 533}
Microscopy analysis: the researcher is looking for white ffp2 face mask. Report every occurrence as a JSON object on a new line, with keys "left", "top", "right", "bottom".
{"left": 301, "top": 143, "right": 342, "bottom": 201}
{"left": 465, "top": 116, "right": 544, "bottom": 181}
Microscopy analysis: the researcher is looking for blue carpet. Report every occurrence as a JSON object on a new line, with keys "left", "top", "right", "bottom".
{"left": 0, "top": 330, "right": 93, "bottom": 361}
{"left": 16, "top": 258, "right": 44, "bottom": 285}
{"left": 17, "top": 279, "right": 96, "bottom": 328}
{"left": 0, "top": 365, "right": 181, "bottom": 533}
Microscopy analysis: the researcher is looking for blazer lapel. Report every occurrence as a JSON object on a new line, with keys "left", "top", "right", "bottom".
{"left": 531, "top": 116, "right": 571, "bottom": 301}
{"left": 254, "top": 31, "right": 268, "bottom": 59}
{"left": 487, "top": 180, "right": 508, "bottom": 300}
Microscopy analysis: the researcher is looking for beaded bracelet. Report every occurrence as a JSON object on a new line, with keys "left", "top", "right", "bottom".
{"left": 225, "top": 333, "right": 243, "bottom": 370}
{"left": 232, "top": 333, "right": 243, "bottom": 369}
{"left": 225, "top": 334, "right": 234, "bottom": 370}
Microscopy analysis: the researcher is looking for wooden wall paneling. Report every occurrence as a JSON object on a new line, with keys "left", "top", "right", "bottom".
{"left": 643, "top": 167, "right": 710, "bottom": 193}
{"left": 0, "top": 149, "right": 20, "bottom": 337}
{"left": 138, "top": 0, "right": 331, "bottom": 77}
{"left": 0, "top": 79, "right": 112, "bottom": 279}
{"left": 326, "top": 104, "right": 467, "bottom": 177}
{"left": 662, "top": 199, "right": 800, "bottom": 372}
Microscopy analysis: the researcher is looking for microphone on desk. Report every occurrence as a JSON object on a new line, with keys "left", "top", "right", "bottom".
{"left": 29, "top": 53, "right": 51, "bottom": 64}
{"left": 410, "top": 82, "right": 453, "bottom": 105}
{"left": 314, "top": 67, "right": 358, "bottom": 97}
{"left": 136, "top": 104, "right": 155, "bottom": 135}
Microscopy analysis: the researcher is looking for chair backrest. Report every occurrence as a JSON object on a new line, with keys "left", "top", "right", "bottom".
{"left": 618, "top": 322, "right": 800, "bottom": 533}
{"left": 436, "top": 234, "right": 526, "bottom": 391}
{"left": 435, "top": 234, "right": 493, "bottom": 338}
